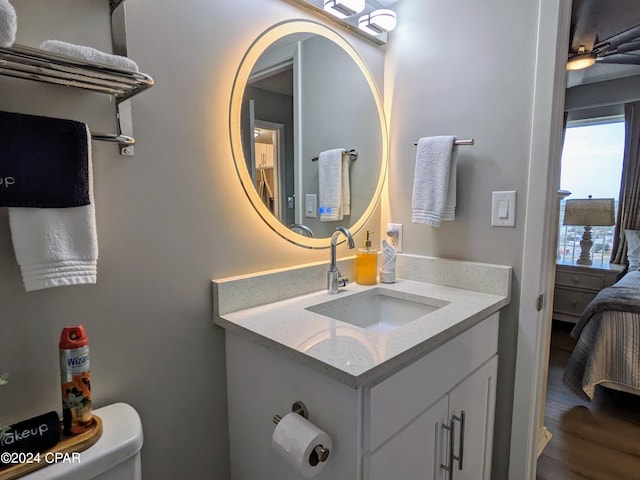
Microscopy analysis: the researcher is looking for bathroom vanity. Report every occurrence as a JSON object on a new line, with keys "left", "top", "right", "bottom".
{"left": 213, "top": 254, "right": 511, "bottom": 480}
{"left": 219, "top": 15, "right": 512, "bottom": 479}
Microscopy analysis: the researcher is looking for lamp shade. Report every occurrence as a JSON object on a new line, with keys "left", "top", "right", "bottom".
{"left": 563, "top": 198, "right": 615, "bottom": 226}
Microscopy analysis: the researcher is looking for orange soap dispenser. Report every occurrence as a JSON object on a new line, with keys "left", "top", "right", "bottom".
{"left": 356, "top": 230, "right": 378, "bottom": 285}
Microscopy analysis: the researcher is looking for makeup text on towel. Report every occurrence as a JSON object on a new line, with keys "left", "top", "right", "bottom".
{"left": 0, "top": 177, "right": 15, "bottom": 188}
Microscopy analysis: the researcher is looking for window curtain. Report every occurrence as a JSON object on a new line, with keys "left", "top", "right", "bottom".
{"left": 611, "top": 101, "right": 640, "bottom": 264}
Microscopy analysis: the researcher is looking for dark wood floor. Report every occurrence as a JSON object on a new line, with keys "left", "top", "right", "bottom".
{"left": 536, "top": 321, "right": 640, "bottom": 480}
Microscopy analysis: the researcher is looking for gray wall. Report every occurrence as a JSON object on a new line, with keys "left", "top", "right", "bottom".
{"left": 0, "top": 0, "right": 562, "bottom": 479}
{"left": 299, "top": 35, "right": 382, "bottom": 238}
{"left": 0, "top": 1, "right": 382, "bottom": 479}
{"left": 565, "top": 74, "right": 640, "bottom": 114}
{"left": 384, "top": 0, "right": 540, "bottom": 477}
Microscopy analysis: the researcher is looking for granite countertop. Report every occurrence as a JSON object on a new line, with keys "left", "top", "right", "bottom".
{"left": 214, "top": 272, "right": 510, "bottom": 387}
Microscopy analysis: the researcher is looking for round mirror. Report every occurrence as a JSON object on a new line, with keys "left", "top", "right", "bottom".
{"left": 229, "top": 20, "right": 388, "bottom": 248}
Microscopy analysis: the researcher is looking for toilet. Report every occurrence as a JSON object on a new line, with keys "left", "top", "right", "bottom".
{"left": 24, "top": 403, "right": 143, "bottom": 480}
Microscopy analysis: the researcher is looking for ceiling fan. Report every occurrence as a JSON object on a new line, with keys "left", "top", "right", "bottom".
{"left": 567, "top": 0, "right": 640, "bottom": 70}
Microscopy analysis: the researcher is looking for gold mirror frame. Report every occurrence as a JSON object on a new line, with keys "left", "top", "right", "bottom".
{"left": 229, "top": 19, "right": 388, "bottom": 249}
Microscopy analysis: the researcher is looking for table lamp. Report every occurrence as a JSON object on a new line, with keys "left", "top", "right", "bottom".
{"left": 563, "top": 196, "right": 615, "bottom": 265}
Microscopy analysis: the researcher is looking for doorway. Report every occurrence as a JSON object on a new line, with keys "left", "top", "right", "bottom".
{"left": 253, "top": 120, "right": 284, "bottom": 221}
{"left": 534, "top": 0, "right": 640, "bottom": 476}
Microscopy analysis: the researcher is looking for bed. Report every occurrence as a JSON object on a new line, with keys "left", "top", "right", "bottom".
{"left": 562, "top": 270, "right": 640, "bottom": 400}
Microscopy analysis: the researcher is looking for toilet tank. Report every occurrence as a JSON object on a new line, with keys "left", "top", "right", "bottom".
{"left": 23, "top": 403, "right": 143, "bottom": 480}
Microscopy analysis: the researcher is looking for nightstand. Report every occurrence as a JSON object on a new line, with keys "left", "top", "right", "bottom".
{"left": 552, "top": 260, "right": 627, "bottom": 323}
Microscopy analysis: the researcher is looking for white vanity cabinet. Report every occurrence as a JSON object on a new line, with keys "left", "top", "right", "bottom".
{"left": 223, "top": 312, "right": 499, "bottom": 480}
{"left": 215, "top": 255, "right": 511, "bottom": 479}
{"left": 366, "top": 356, "right": 497, "bottom": 480}
{"left": 366, "top": 395, "right": 449, "bottom": 480}
{"left": 364, "top": 313, "right": 498, "bottom": 480}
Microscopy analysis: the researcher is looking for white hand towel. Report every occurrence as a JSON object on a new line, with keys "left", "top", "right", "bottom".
{"left": 440, "top": 151, "right": 458, "bottom": 221}
{"left": 40, "top": 40, "right": 139, "bottom": 72}
{"left": 342, "top": 153, "right": 351, "bottom": 216}
{"left": 318, "top": 148, "right": 344, "bottom": 222}
{"left": 411, "top": 136, "right": 457, "bottom": 227}
{"left": 0, "top": 0, "right": 17, "bottom": 48}
{"left": 8, "top": 125, "right": 98, "bottom": 292}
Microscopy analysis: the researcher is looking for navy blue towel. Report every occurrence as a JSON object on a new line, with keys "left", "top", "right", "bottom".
{"left": 0, "top": 411, "right": 62, "bottom": 470}
{"left": 0, "top": 111, "right": 90, "bottom": 208}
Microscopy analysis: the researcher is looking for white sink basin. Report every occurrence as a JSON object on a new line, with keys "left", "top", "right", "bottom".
{"left": 306, "top": 287, "right": 449, "bottom": 333}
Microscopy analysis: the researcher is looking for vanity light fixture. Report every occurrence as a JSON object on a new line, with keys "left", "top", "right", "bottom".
{"left": 567, "top": 45, "right": 597, "bottom": 70}
{"left": 323, "top": 0, "right": 365, "bottom": 19}
{"left": 358, "top": 9, "right": 397, "bottom": 35}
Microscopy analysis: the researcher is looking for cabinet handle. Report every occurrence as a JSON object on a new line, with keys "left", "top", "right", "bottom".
{"left": 452, "top": 411, "right": 466, "bottom": 470}
{"left": 572, "top": 276, "right": 580, "bottom": 283}
{"left": 440, "top": 419, "right": 456, "bottom": 479}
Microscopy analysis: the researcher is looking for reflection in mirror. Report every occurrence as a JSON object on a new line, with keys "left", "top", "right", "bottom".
{"left": 242, "top": 41, "right": 296, "bottom": 227}
{"left": 252, "top": 121, "right": 283, "bottom": 220}
{"left": 230, "top": 20, "right": 387, "bottom": 248}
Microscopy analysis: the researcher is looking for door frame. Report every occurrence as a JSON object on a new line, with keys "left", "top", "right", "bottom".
{"left": 509, "top": 0, "right": 572, "bottom": 478}
{"left": 254, "top": 119, "right": 285, "bottom": 221}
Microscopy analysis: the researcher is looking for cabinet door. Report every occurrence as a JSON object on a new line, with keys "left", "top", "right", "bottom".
{"left": 367, "top": 395, "right": 449, "bottom": 480}
{"left": 263, "top": 142, "right": 274, "bottom": 167}
{"left": 447, "top": 355, "right": 498, "bottom": 480}
{"left": 254, "top": 142, "right": 274, "bottom": 168}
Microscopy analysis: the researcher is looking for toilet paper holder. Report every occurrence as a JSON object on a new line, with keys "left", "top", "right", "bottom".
{"left": 272, "top": 401, "right": 330, "bottom": 466}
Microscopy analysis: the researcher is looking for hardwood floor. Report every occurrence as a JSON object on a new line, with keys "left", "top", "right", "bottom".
{"left": 536, "top": 321, "right": 640, "bottom": 480}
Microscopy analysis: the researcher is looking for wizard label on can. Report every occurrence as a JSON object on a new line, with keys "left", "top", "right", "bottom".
{"left": 59, "top": 326, "right": 93, "bottom": 436}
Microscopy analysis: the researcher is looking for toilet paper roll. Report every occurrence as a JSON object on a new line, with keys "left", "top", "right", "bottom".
{"left": 271, "top": 412, "right": 332, "bottom": 478}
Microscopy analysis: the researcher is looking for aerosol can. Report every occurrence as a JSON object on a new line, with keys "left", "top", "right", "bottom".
{"left": 59, "top": 325, "right": 93, "bottom": 435}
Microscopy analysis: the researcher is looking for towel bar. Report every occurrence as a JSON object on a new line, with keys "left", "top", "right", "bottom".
{"left": 0, "top": 43, "right": 154, "bottom": 156}
{"left": 413, "top": 138, "right": 474, "bottom": 146}
{"left": 90, "top": 132, "right": 135, "bottom": 145}
{"left": 311, "top": 149, "right": 358, "bottom": 162}
{"left": 0, "top": 44, "right": 154, "bottom": 101}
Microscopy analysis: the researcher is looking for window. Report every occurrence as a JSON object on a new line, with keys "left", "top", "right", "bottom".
{"left": 557, "top": 117, "right": 625, "bottom": 264}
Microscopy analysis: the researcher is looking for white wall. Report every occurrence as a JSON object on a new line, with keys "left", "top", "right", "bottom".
{"left": 0, "top": 1, "right": 383, "bottom": 478}
{"left": 383, "top": 0, "right": 542, "bottom": 477}
{"left": 0, "top": 0, "right": 567, "bottom": 478}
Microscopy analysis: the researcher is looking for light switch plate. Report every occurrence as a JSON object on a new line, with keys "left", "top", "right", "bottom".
{"left": 491, "top": 191, "right": 516, "bottom": 227}
{"left": 305, "top": 194, "right": 317, "bottom": 218}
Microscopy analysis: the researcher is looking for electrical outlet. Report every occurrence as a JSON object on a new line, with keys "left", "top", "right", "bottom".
{"left": 386, "top": 223, "right": 403, "bottom": 252}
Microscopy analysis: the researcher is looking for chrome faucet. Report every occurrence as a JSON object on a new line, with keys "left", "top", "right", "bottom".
{"left": 328, "top": 226, "right": 355, "bottom": 294}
